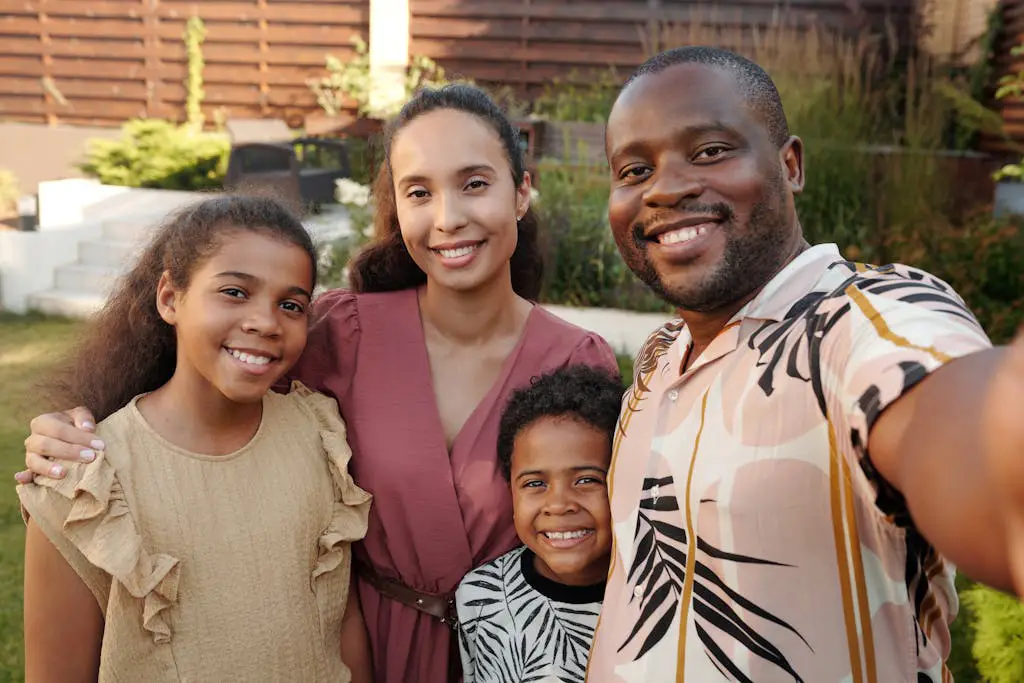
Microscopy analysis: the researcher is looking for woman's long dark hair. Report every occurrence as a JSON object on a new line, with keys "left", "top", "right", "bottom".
{"left": 348, "top": 84, "right": 544, "bottom": 300}
{"left": 50, "top": 195, "right": 316, "bottom": 422}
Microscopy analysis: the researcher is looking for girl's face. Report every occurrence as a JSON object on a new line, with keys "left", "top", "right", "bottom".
{"left": 390, "top": 109, "right": 532, "bottom": 294}
{"left": 157, "top": 229, "right": 314, "bottom": 404}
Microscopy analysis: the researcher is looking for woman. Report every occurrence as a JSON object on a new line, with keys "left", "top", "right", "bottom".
{"left": 18, "top": 84, "right": 619, "bottom": 682}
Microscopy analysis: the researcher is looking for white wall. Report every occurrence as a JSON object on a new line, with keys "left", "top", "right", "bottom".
{"left": 368, "top": 0, "right": 410, "bottom": 116}
{"left": 37, "top": 179, "right": 197, "bottom": 230}
{"left": 0, "top": 224, "right": 100, "bottom": 313}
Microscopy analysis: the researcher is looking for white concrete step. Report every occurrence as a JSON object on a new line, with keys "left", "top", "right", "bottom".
{"left": 27, "top": 289, "right": 105, "bottom": 318}
{"left": 78, "top": 240, "right": 140, "bottom": 269}
{"left": 101, "top": 216, "right": 165, "bottom": 243}
{"left": 53, "top": 263, "right": 120, "bottom": 295}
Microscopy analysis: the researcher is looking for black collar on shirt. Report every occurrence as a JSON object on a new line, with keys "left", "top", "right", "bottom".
{"left": 519, "top": 547, "right": 606, "bottom": 604}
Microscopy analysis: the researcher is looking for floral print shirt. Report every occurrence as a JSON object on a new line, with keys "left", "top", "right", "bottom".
{"left": 586, "top": 244, "right": 990, "bottom": 683}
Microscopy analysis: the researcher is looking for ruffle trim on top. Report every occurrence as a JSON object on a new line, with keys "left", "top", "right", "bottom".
{"left": 35, "top": 453, "right": 181, "bottom": 644}
{"left": 288, "top": 382, "right": 372, "bottom": 582}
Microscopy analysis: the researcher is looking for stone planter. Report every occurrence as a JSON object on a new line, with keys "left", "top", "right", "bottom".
{"left": 994, "top": 180, "right": 1024, "bottom": 217}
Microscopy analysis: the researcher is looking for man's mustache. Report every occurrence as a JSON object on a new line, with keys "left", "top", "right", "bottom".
{"left": 632, "top": 202, "right": 735, "bottom": 245}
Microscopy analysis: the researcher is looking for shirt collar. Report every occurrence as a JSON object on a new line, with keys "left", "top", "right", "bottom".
{"left": 666, "top": 243, "right": 843, "bottom": 374}
{"left": 731, "top": 243, "right": 842, "bottom": 324}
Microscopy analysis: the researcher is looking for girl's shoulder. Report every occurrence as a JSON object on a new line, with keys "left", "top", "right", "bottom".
{"left": 268, "top": 382, "right": 372, "bottom": 509}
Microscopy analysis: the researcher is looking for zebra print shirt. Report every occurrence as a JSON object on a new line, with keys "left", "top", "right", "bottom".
{"left": 455, "top": 546, "right": 605, "bottom": 683}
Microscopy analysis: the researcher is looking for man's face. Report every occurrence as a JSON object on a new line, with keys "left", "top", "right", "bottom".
{"left": 605, "top": 63, "right": 804, "bottom": 312}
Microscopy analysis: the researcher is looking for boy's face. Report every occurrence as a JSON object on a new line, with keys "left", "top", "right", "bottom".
{"left": 510, "top": 416, "right": 612, "bottom": 586}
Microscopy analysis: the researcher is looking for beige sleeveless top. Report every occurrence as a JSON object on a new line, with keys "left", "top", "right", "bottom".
{"left": 19, "top": 382, "right": 371, "bottom": 682}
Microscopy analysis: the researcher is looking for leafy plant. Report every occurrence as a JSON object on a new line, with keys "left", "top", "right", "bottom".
{"left": 533, "top": 157, "right": 668, "bottom": 313}
{"left": 961, "top": 583, "right": 1024, "bottom": 683}
{"left": 531, "top": 68, "right": 620, "bottom": 123}
{"left": 318, "top": 178, "right": 374, "bottom": 289}
{"left": 183, "top": 15, "right": 207, "bottom": 129}
{"left": 79, "top": 119, "right": 229, "bottom": 190}
{"left": 307, "top": 37, "right": 450, "bottom": 119}
{"left": 994, "top": 42, "right": 1024, "bottom": 181}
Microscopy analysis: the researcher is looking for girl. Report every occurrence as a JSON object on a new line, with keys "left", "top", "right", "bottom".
{"left": 18, "top": 196, "right": 373, "bottom": 682}
{"left": 20, "top": 85, "right": 620, "bottom": 682}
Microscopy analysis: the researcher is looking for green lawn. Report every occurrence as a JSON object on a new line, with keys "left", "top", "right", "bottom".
{"left": 0, "top": 319, "right": 982, "bottom": 681}
{"left": 0, "top": 313, "right": 83, "bottom": 683}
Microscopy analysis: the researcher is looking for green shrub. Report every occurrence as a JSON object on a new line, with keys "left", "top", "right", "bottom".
{"left": 962, "top": 583, "right": 1024, "bottom": 683}
{"left": 533, "top": 157, "right": 668, "bottom": 313}
{"left": 531, "top": 68, "right": 619, "bottom": 123}
{"left": 79, "top": 119, "right": 229, "bottom": 191}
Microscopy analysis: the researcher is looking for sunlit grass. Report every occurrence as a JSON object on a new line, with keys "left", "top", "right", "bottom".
{"left": 0, "top": 312, "right": 83, "bottom": 682}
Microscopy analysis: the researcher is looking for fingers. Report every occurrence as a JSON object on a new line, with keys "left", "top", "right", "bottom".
{"left": 25, "top": 413, "right": 105, "bottom": 463}
{"left": 14, "top": 470, "right": 34, "bottom": 484}
{"left": 67, "top": 406, "right": 98, "bottom": 431}
{"left": 25, "top": 452, "right": 64, "bottom": 479}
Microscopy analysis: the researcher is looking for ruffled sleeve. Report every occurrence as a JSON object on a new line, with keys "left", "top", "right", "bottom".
{"left": 287, "top": 382, "right": 372, "bottom": 581}
{"left": 284, "top": 289, "right": 361, "bottom": 403}
{"left": 17, "top": 454, "right": 181, "bottom": 644}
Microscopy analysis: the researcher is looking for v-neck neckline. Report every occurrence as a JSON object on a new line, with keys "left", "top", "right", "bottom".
{"left": 410, "top": 289, "right": 538, "bottom": 457}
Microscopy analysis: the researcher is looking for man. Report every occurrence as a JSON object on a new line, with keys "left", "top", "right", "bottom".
{"left": 587, "top": 46, "right": 1024, "bottom": 682}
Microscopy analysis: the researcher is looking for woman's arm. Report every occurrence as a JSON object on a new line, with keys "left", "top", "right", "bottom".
{"left": 24, "top": 519, "right": 103, "bottom": 683}
{"left": 340, "top": 578, "right": 374, "bottom": 683}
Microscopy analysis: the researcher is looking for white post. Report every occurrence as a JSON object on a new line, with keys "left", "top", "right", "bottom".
{"left": 368, "top": 0, "right": 410, "bottom": 117}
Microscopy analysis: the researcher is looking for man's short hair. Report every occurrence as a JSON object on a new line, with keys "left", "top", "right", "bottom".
{"left": 621, "top": 46, "right": 790, "bottom": 148}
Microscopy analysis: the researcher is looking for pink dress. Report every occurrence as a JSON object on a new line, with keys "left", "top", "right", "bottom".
{"left": 288, "top": 288, "right": 619, "bottom": 683}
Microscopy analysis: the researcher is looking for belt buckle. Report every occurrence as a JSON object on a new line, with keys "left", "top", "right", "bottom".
{"left": 440, "top": 597, "right": 459, "bottom": 631}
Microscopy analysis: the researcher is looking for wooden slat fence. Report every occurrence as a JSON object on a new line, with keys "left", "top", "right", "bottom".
{"left": 0, "top": 0, "right": 920, "bottom": 129}
{"left": 411, "top": 0, "right": 917, "bottom": 96}
{"left": 0, "top": 0, "right": 370, "bottom": 127}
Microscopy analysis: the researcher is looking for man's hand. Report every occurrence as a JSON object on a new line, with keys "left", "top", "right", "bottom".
{"left": 986, "top": 329, "right": 1024, "bottom": 595}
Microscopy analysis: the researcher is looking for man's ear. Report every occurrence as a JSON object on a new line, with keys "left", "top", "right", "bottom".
{"left": 155, "top": 271, "right": 180, "bottom": 326}
{"left": 781, "top": 135, "right": 805, "bottom": 194}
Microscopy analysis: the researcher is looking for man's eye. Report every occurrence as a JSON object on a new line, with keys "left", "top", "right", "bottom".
{"left": 695, "top": 145, "right": 729, "bottom": 161}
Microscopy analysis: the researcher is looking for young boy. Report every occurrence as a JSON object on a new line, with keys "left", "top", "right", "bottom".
{"left": 455, "top": 365, "right": 623, "bottom": 683}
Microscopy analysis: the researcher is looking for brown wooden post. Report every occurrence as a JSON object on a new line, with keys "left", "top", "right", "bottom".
{"left": 37, "top": 0, "right": 55, "bottom": 125}
{"left": 520, "top": 0, "right": 530, "bottom": 94}
{"left": 258, "top": 0, "right": 270, "bottom": 115}
{"left": 142, "top": 0, "right": 162, "bottom": 119}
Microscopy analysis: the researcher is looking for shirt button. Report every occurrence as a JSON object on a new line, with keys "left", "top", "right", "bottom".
{"left": 668, "top": 389, "right": 679, "bottom": 401}
{"left": 633, "top": 585, "right": 645, "bottom": 598}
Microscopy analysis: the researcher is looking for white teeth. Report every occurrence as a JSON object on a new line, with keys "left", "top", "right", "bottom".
{"left": 436, "top": 245, "right": 477, "bottom": 259}
{"left": 658, "top": 225, "right": 708, "bottom": 245}
{"left": 544, "top": 530, "right": 591, "bottom": 540}
{"left": 228, "top": 349, "right": 271, "bottom": 366}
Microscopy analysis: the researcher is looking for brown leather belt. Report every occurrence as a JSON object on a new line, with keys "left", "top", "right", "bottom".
{"left": 354, "top": 558, "right": 459, "bottom": 631}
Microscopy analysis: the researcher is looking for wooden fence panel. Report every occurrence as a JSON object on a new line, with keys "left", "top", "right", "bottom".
{"left": 0, "top": 0, "right": 919, "bottom": 129}
{"left": 0, "top": 0, "right": 369, "bottom": 127}
{"left": 411, "top": 0, "right": 916, "bottom": 96}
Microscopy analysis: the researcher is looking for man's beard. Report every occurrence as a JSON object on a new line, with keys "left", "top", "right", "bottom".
{"left": 624, "top": 184, "right": 794, "bottom": 313}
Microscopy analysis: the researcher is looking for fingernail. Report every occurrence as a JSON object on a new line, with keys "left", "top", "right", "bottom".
{"left": 82, "top": 421, "right": 95, "bottom": 430}
{"left": 90, "top": 439, "right": 105, "bottom": 451}
{"left": 80, "top": 449, "right": 96, "bottom": 463}
{"left": 50, "top": 464, "right": 64, "bottom": 478}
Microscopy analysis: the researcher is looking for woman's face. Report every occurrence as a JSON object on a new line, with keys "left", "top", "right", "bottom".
{"left": 389, "top": 109, "right": 531, "bottom": 294}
